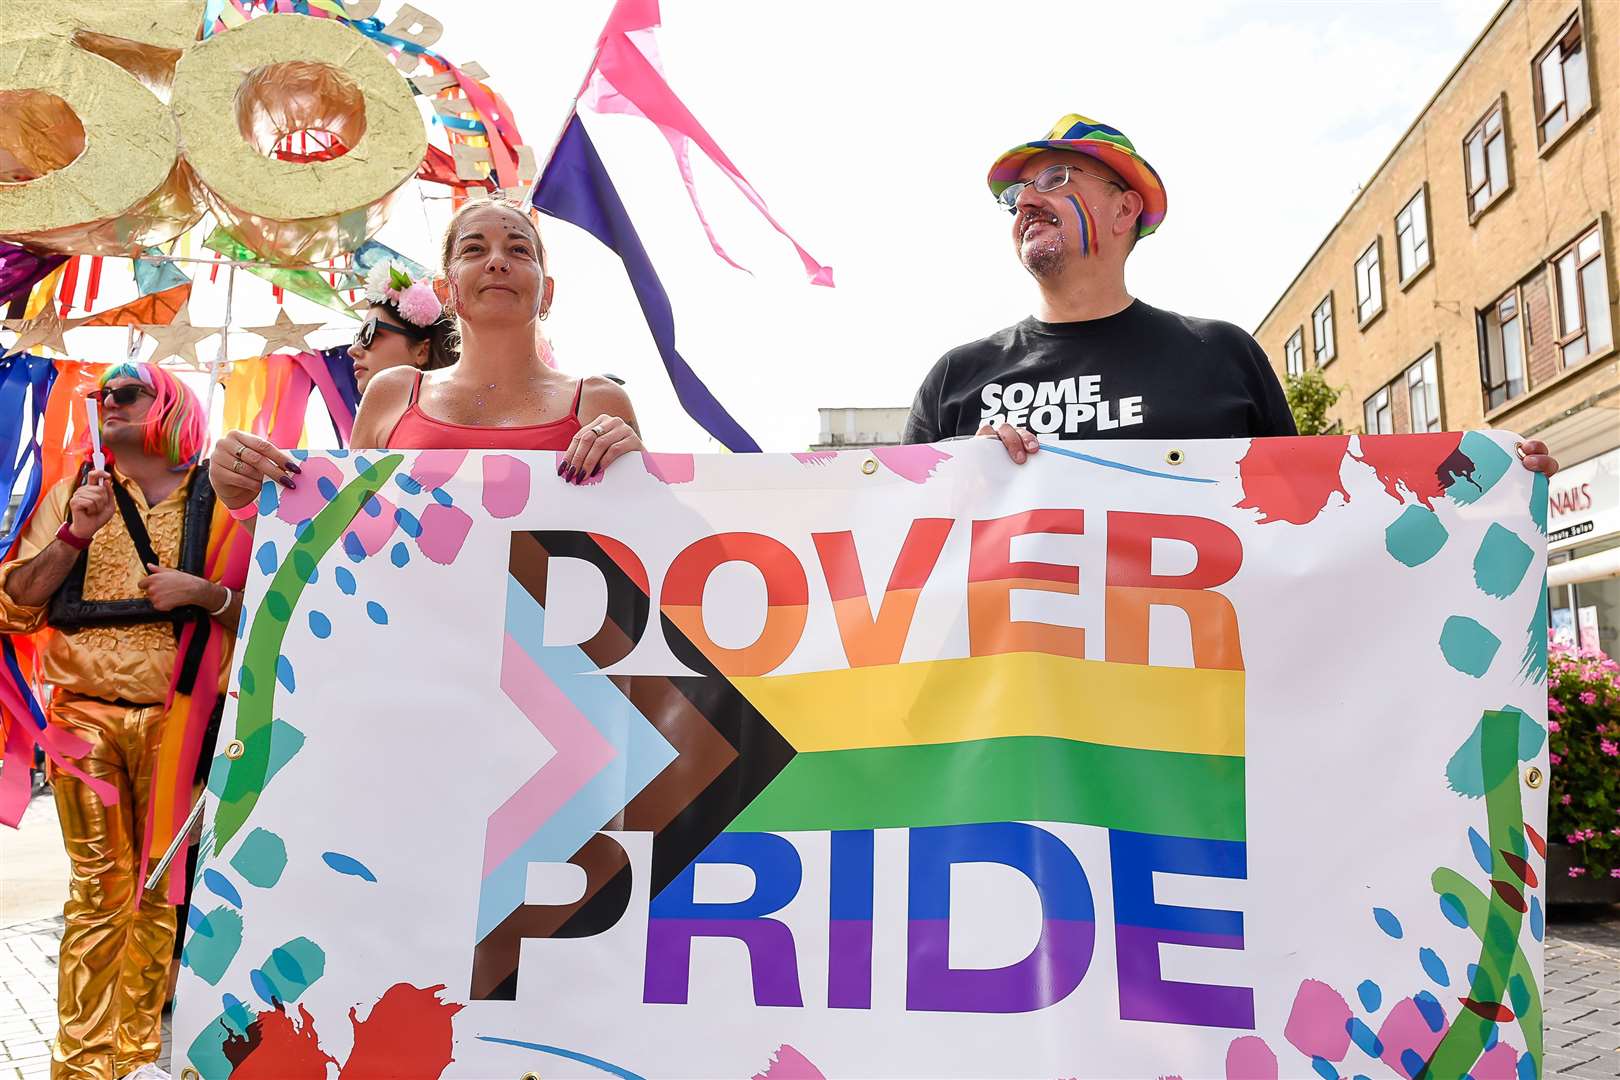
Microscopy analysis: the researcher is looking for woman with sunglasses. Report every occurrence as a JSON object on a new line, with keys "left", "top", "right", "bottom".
{"left": 347, "top": 260, "right": 458, "bottom": 393}
{"left": 210, "top": 200, "right": 647, "bottom": 512}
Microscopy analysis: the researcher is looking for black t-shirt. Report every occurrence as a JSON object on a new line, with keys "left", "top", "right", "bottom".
{"left": 903, "top": 300, "right": 1297, "bottom": 443}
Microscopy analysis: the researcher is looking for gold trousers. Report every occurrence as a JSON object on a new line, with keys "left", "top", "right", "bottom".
{"left": 49, "top": 694, "right": 176, "bottom": 1080}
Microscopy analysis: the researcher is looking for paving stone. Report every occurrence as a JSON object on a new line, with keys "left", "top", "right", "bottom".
{"left": 1549, "top": 1026, "right": 1600, "bottom": 1049}
{"left": 1546, "top": 1051, "right": 1603, "bottom": 1073}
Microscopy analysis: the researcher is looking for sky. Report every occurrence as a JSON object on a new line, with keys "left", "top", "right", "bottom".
{"left": 63, "top": 0, "right": 1504, "bottom": 453}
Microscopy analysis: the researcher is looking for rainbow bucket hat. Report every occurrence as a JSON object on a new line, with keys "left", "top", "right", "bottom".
{"left": 987, "top": 113, "right": 1168, "bottom": 239}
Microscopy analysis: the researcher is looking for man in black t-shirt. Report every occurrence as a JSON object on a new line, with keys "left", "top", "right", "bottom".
{"left": 904, "top": 113, "right": 1559, "bottom": 476}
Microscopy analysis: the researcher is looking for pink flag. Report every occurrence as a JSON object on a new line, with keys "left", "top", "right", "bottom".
{"left": 579, "top": 1, "right": 834, "bottom": 287}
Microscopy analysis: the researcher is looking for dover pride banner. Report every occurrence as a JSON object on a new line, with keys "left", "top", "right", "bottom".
{"left": 174, "top": 433, "right": 1549, "bottom": 1079}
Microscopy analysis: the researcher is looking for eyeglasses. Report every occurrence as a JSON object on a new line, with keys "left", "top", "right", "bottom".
{"left": 354, "top": 315, "right": 426, "bottom": 349}
{"left": 92, "top": 384, "right": 153, "bottom": 408}
{"left": 998, "top": 163, "right": 1126, "bottom": 213}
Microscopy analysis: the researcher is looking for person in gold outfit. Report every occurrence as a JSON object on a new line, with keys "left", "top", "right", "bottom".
{"left": 0, "top": 363, "right": 246, "bottom": 1080}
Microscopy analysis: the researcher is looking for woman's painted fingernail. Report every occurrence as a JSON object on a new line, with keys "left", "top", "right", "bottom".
{"left": 281, "top": 478, "right": 296, "bottom": 490}
{"left": 286, "top": 462, "right": 302, "bottom": 474}
{"left": 557, "top": 461, "right": 566, "bottom": 476}
{"left": 591, "top": 463, "right": 602, "bottom": 479}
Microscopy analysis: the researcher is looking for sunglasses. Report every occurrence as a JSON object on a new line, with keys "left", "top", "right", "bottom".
{"left": 998, "top": 163, "right": 1126, "bottom": 213}
{"left": 92, "top": 384, "right": 153, "bottom": 408}
{"left": 355, "top": 314, "right": 430, "bottom": 349}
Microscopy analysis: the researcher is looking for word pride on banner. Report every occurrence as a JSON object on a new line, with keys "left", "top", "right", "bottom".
{"left": 174, "top": 433, "right": 1548, "bottom": 1079}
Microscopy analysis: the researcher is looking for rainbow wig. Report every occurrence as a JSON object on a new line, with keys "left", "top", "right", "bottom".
{"left": 75, "top": 363, "right": 209, "bottom": 468}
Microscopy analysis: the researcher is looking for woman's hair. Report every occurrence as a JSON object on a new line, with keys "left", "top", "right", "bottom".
{"left": 74, "top": 362, "right": 208, "bottom": 467}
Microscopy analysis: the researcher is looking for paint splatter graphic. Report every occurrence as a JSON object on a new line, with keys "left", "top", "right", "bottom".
{"left": 322, "top": 851, "right": 378, "bottom": 883}
{"left": 221, "top": 984, "right": 461, "bottom": 1080}
{"left": 753, "top": 1044, "right": 827, "bottom": 1080}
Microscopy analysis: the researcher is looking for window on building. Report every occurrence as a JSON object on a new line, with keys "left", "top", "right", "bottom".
{"left": 1396, "top": 188, "right": 1431, "bottom": 282}
{"left": 1363, "top": 386, "right": 1393, "bottom": 435}
{"left": 1406, "top": 350, "right": 1442, "bottom": 432}
{"left": 1553, "top": 225, "right": 1614, "bottom": 368}
{"left": 1312, "top": 294, "right": 1335, "bottom": 364}
{"left": 1285, "top": 328, "right": 1304, "bottom": 377}
{"left": 1535, "top": 14, "right": 1591, "bottom": 148}
{"left": 1478, "top": 288, "right": 1527, "bottom": 411}
{"left": 1355, "top": 240, "right": 1383, "bottom": 324}
{"left": 1464, "top": 101, "right": 1509, "bottom": 219}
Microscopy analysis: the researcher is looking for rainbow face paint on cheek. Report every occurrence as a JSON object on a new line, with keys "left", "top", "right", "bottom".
{"left": 1066, "top": 194, "right": 1099, "bottom": 257}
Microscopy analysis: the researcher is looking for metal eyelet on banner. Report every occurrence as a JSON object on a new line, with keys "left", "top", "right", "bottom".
{"left": 224, "top": 739, "right": 245, "bottom": 760}
{"left": 1524, "top": 766, "right": 1544, "bottom": 789}
{"left": 1165, "top": 449, "right": 1185, "bottom": 466}
{"left": 181, "top": 1068, "right": 200, "bottom": 1080}
{"left": 520, "top": 1073, "right": 541, "bottom": 1080}
{"left": 861, "top": 459, "right": 878, "bottom": 475}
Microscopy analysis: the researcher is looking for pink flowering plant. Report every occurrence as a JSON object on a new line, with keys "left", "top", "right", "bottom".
{"left": 1547, "top": 644, "right": 1620, "bottom": 877}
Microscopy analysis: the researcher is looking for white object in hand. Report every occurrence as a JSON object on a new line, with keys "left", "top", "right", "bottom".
{"left": 85, "top": 396, "right": 105, "bottom": 473}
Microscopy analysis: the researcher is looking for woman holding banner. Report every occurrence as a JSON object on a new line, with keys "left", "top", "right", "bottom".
{"left": 210, "top": 199, "right": 647, "bottom": 504}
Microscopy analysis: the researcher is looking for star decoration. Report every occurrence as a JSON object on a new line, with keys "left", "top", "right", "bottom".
{"left": 137, "top": 312, "right": 218, "bottom": 366}
{"left": 2, "top": 307, "right": 87, "bottom": 356}
{"left": 241, "top": 308, "right": 325, "bottom": 355}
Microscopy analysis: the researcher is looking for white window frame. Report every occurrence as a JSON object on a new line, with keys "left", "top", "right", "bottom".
{"left": 1396, "top": 187, "right": 1432, "bottom": 285}
{"left": 1551, "top": 224, "right": 1614, "bottom": 369}
{"left": 1406, "top": 349, "right": 1442, "bottom": 433}
{"left": 1479, "top": 287, "right": 1527, "bottom": 412}
{"left": 1355, "top": 238, "right": 1384, "bottom": 326}
{"left": 1464, "top": 99, "right": 1510, "bottom": 222}
{"left": 1363, "top": 386, "right": 1393, "bottom": 436}
{"left": 1534, "top": 13, "right": 1592, "bottom": 151}
{"left": 1312, "top": 294, "right": 1336, "bottom": 364}
{"left": 1285, "top": 328, "right": 1305, "bottom": 377}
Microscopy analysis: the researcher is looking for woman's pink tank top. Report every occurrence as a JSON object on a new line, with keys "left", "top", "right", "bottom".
{"left": 385, "top": 372, "right": 584, "bottom": 450}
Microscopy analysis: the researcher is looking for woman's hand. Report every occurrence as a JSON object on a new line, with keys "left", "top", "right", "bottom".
{"left": 140, "top": 564, "right": 222, "bottom": 613}
{"left": 1517, "top": 439, "right": 1559, "bottom": 477}
{"left": 560, "top": 414, "right": 643, "bottom": 484}
{"left": 210, "top": 431, "right": 300, "bottom": 509}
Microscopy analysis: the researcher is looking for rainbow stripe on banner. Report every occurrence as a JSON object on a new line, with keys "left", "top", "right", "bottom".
{"left": 727, "top": 653, "right": 1244, "bottom": 839}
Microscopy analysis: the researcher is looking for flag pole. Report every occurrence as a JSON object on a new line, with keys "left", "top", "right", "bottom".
{"left": 521, "top": 1, "right": 627, "bottom": 208}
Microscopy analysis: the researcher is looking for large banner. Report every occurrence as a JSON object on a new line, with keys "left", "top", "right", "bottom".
{"left": 173, "top": 433, "right": 1549, "bottom": 1079}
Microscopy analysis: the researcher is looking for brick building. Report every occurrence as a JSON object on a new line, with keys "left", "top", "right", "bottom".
{"left": 1255, "top": 0, "right": 1618, "bottom": 657}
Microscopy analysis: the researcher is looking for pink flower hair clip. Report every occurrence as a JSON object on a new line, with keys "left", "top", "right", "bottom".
{"left": 362, "top": 261, "right": 444, "bottom": 327}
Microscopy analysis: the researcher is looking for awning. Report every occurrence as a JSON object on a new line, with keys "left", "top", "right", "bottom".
{"left": 1550, "top": 545, "right": 1620, "bottom": 587}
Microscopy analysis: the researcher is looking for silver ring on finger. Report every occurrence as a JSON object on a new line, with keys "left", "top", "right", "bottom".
{"left": 591, "top": 423, "right": 605, "bottom": 436}
{"left": 233, "top": 443, "right": 245, "bottom": 461}
{"left": 232, "top": 458, "right": 245, "bottom": 474}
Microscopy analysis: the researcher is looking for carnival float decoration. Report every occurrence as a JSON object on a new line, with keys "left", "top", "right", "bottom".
{"left": 0, "top": 0, "right": 543, "bottom": 832}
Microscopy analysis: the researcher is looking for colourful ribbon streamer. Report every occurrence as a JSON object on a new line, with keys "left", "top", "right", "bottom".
{"left": 0, "top": 636, "right": 117, "bottom": 830}
{"left": 0, "top": 355, "right": 121, "bottom": 832}
{"left": 579, "top": 2, "right": 834, "bottom": 287}
{"left": 0, "top": 354, "right": 57, "bottom": 559}
{"left": 300, "top": 348, "right": 359, "bottom": 446}
{"left": 534, "top": 115, "right": 759, "bottom": 451}
{"left": 223, "top": 354, "right": 314, "bottom": 447}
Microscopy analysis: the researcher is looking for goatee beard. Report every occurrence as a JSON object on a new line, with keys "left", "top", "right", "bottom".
{"left": 1021, "top": 241, "right": 1064, "bottom": 279}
